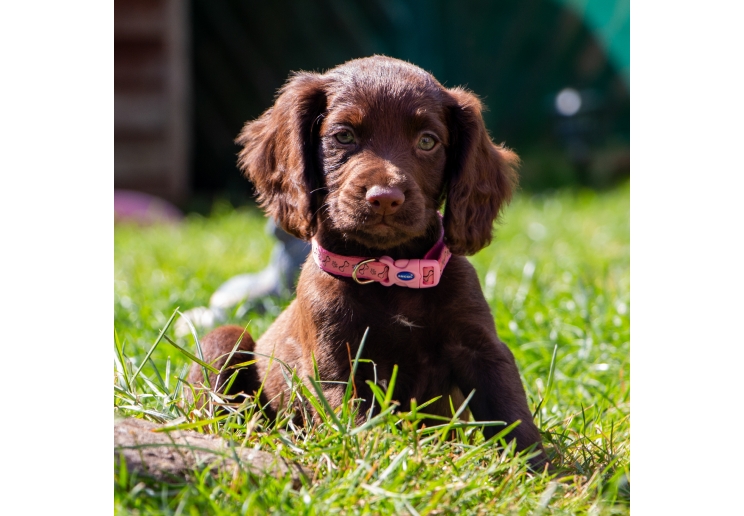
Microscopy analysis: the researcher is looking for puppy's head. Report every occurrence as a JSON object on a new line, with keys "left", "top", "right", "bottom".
{"left": 237, "top": 56, "right": 518, "bottom": 255}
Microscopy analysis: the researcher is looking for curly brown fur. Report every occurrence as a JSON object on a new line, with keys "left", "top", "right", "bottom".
{"left": 190, "top": 56, "right": 548, "bottom": 469}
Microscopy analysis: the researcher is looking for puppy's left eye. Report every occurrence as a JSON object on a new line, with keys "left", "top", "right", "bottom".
{"left": 417, "top": 134, "right": 437, "bottom": 151}
{"left": 335, "top": 130, "right": 356, "bottom": 144}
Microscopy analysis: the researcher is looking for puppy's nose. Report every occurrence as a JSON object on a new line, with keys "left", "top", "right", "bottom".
{"left": 366, "top": 186, "right": 405, "bottom": 215}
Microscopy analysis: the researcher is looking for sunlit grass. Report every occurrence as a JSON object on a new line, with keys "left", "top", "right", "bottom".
{"left": 114, "top": 184, "right": 629, "bottom": 515}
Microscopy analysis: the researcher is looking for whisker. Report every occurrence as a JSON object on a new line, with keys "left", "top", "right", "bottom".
{"left": 311, "top": 202, "right": 330, "bottom": 220}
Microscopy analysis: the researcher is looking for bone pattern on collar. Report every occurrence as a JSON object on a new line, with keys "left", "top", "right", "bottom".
{"left": 311, "top": 235, "right": 451, "bottom": 289}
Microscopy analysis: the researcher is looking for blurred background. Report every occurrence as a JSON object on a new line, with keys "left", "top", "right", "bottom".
{"left": 114, "top": 0, "right": 629, "bottom": 214}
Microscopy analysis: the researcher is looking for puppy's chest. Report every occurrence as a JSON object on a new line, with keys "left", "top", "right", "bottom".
{"left": 316, "top": 284, "right": 434, "bottom": 335}
{"left": 313, "top": 286, "right": 448, "bottom": 364}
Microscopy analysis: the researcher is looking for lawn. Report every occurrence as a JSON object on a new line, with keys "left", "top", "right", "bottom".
{"left": 114, "top": 183, "right": 630, "bottom": 515}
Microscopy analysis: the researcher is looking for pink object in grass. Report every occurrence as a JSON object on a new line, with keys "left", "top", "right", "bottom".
{"left": 114, "top": 190, "right": 182, "bottom": 224}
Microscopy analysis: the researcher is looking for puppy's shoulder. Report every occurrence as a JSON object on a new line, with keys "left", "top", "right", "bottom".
{"left": 428, "top": 254, "right": 491, "bottom": 313}
{"left": 439, "top": 254, "right": 483, "bottom": 291}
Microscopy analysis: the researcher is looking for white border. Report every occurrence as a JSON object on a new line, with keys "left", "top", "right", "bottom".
{"left": 0, "top": 2, "right": 111, "bottom": 511}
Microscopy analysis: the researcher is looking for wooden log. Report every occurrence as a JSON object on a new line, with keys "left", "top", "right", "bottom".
{"left": 114, "top": 417, "right": 307, "bottom": 487}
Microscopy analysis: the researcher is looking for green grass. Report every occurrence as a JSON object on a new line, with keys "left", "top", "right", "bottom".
{"left": 114, "top": 184, "right": 629, "bottom": 515}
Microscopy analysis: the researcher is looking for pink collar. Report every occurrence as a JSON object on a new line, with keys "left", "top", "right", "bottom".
{"left": 311, "top": 230, "right": 452, "bottom": 289}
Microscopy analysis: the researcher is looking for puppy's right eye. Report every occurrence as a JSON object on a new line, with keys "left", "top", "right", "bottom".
{"left": 417, "top": 134, "right": 437, "bottom": 151}
{"left": 335, "top": 130, "right": 355, "bottom": 144}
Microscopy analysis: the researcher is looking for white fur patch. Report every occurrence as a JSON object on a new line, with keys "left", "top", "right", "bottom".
{"left": 392, "top": 314, "right": 422, "bottom": 329}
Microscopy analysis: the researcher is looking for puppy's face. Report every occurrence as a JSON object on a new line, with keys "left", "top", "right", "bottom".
{"left": 237, "top": 56, "right": 519, "bottom": 256}
{"left": 318, "top": 69, "right": 450, "bottom": 249}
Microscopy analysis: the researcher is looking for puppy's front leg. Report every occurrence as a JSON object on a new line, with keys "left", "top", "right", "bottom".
{"left": 184, "top": 325, "right": 261, "bottom": 409}
{"left": 449, "top": 335, "right": 549, "bottom": 469}
{"left": 307, "top": 376, "right": 374, "bottom": 428}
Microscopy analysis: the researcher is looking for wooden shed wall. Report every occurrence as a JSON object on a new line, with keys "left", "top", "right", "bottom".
{"left": 114, "top": 0, "right": 190, "bottom": 204}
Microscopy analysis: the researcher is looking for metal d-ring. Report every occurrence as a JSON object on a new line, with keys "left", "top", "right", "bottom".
{"left": 352, "top": 258, "right": 376, "bottom": 285}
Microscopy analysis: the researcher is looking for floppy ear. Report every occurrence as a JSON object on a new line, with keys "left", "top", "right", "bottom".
{"left": 442, "top": 87, "right": 520, "bottom": 256}
{"left": 236, "top": 72, "right": 328, "bottom": 240}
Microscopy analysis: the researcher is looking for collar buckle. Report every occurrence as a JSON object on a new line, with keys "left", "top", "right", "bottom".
{"left": 351, "top": 258, "right": 377, "bottom": 285}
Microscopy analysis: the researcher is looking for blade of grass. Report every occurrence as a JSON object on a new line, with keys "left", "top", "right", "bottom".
{"left": 383, "top": 364, "right": 399, "bottom": 407}
{"left": 175, "top": 308, "right": 210, "bottom": 387}
{"left": 219, "top": 325, "right": 250, "bottom": 373}
{"left": 309, "top": 378, "right": 345, "bottom": 433}
{"left": 343, "top": 328, "right": 371, "bottom": 403}
{"left": 131, "top": 308, "right": 179, "bottom": 382}
{"left": 162, "top": 335, "right": 219, "bottom": 374}
{"left": 155, "top": 414, "right": 229, "bottom": 432}
{"left": 147, "top": 356, "right": 167, "bottom": 392}
{"left": 114, "top": 328, "right": 132, "bottom": 392}
{"left": 534, "top": 344, "right": 558, "bottom": 420}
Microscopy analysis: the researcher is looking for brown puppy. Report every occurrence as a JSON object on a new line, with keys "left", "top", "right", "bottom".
{"left": 186, "top": 56, "right": 548, "bottom": 468}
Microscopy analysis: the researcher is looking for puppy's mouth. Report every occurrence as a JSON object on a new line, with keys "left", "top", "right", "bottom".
{"left": 324, "top": 189, "right": 432, "bottom": 250}
{"left": 363, "top": 213, "right": 409, "bottom": 232}
{"left": 348, "top": 211, "right": 428, "bottom": 246}
{"left": 369, "top": 216, "right": 395, "bottom": 228}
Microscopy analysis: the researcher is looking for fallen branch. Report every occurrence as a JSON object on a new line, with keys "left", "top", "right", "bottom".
{"left": 114, "top": 417, "right": 307, "bottom": 487}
